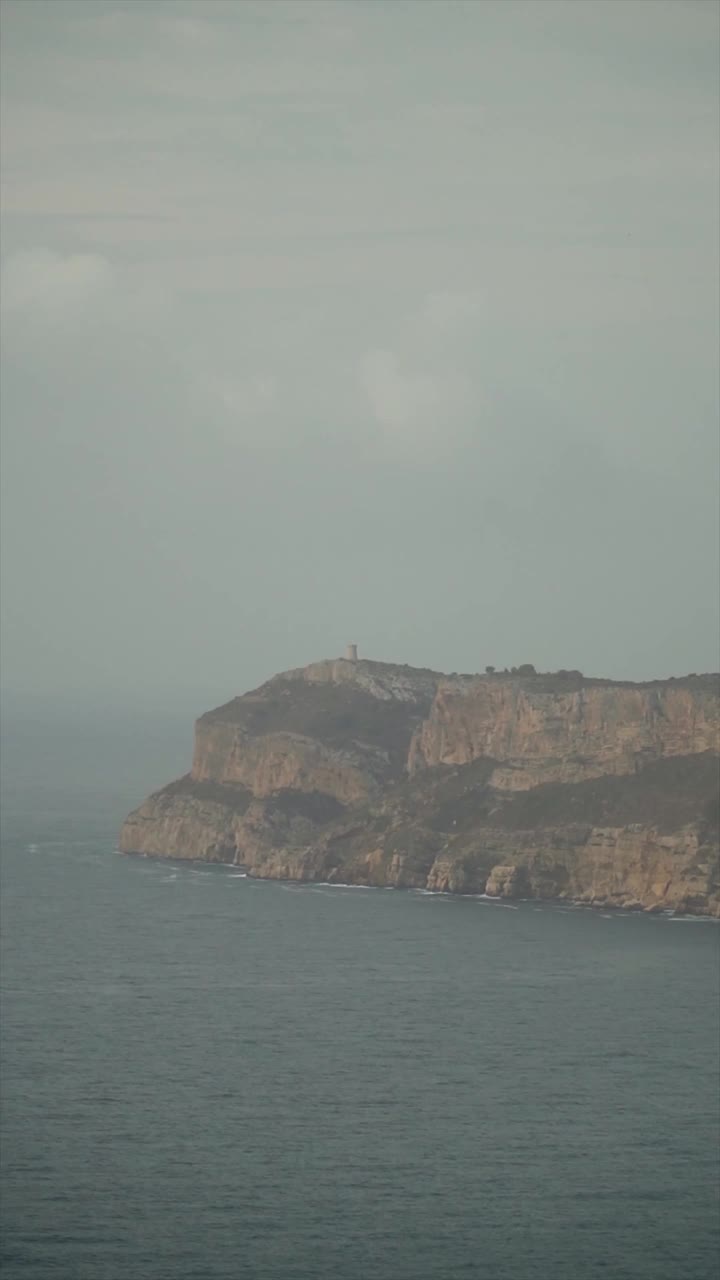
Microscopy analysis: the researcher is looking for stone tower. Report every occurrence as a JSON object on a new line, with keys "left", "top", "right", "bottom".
{"left": 345, "top": 644, "right": 358, "bottom": 662}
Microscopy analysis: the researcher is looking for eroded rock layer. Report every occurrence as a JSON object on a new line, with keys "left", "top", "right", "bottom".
{"left": 119, "top": 660, "right": 720, "bottom": 914}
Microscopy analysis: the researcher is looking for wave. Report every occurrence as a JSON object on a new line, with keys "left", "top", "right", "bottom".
{"left": 470, "top": 894, "right": 519, "bottom": 909}
{"left": 314, "top": 882, "right": 373, "bottom": 890}
{"left": 667, "top": 915, "right": 717, "bottom": 924}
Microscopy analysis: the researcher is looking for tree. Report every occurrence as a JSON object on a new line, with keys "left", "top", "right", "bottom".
{"left": 485, "top": 665, "right": 495, "bottom": 675}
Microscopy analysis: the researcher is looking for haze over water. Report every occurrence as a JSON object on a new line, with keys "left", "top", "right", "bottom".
{"left": 1, "top": 754, "right": 719, "bottom": 1280}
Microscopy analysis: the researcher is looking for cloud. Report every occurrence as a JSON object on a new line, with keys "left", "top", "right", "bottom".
{"left": 359, "top": 294, "right": 486, "bottom": 459}
{"left": 0, "top": 249, "right": 114, "bottom": 316}
{"left": 361, "top": 349, "right": 442, "bottom": 438}
{"left": 200, "top": 373, "right": 281, "bottom": 445}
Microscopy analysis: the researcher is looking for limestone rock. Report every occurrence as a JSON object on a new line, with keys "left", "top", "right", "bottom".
{"left": 118, "top": 659, "right": 720, "bottom": 915}
{"left": 408, "top": 676, "right": 719, "bottom": 788}
{"left": 485, "top": 865, "right": 526, "bottom": 898}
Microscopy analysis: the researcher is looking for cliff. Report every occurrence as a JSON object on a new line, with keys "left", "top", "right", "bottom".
{"left": 119, "top": 659, "right": 720, "bottom": 915}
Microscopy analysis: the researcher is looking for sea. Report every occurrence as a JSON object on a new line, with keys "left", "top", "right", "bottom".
{"left": 1, "top": 710, "right": 719, "bottom": 1280}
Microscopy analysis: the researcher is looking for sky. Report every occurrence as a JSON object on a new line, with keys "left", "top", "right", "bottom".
{"left": 1, "top": 0, "right": 719, "bottom": 716}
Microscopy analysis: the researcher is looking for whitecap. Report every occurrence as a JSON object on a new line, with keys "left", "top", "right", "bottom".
{"left": 314, "top": 882, "right": 372, "bottom": 890}
{"left": 667, "top": 915, "right": 717, "bottom": 924}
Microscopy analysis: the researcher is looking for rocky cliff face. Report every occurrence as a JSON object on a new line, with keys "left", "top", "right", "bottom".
{"left": 408, "top": 677, "right": 719, "bottom": 788}
{"left": 119, "top": 660, "right": 720, "bottom": 915}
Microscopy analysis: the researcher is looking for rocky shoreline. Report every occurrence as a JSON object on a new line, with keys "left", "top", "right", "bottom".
{"left": 120, "top": 848, "right": 720, "bottom": 919}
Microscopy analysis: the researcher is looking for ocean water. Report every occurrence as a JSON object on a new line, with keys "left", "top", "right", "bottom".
{"left": 1, "top": 750, "right": 719, "bottom": 1280}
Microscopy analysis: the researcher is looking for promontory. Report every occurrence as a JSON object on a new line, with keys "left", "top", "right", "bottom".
{"left": 119, "top": 656, "right": 720, "bottom": 915}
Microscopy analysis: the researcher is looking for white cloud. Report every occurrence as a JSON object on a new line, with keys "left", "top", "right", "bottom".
{"left": 359, "top": 295, "right": 485, "bottom": 458}
{"left": 203, "top": 373, "right": 280, "bottom": 437}
{"left": 1, "top": 249, "right": 114, "bottom": 315}
{"left": 362, "top": 349, "right": 440, "bottom": 433}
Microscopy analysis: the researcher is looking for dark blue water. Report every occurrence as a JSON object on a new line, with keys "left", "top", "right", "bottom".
{"left": 1, "top": 760, "right": 719, "bottom": 1280}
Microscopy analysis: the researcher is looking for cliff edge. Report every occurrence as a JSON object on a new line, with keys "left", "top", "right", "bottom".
{"left": 119, "top": 659, "right": 720, "bottom": 915}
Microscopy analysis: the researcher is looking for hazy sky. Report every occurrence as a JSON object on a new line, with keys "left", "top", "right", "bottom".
{"left": 1, "top": 0, "right": 718, "bottom": 713}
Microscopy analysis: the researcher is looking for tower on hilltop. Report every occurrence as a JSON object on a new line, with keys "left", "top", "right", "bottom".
{"left": 345, "top": 644, "right": 358, "bottom": 662}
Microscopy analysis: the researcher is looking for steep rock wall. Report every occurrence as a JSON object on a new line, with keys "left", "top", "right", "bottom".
{"left": 409, "top": 679, "right": 720, "bottom": 789}
{"left": 192, "top": 728, "right": 383, "bottom": 805}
